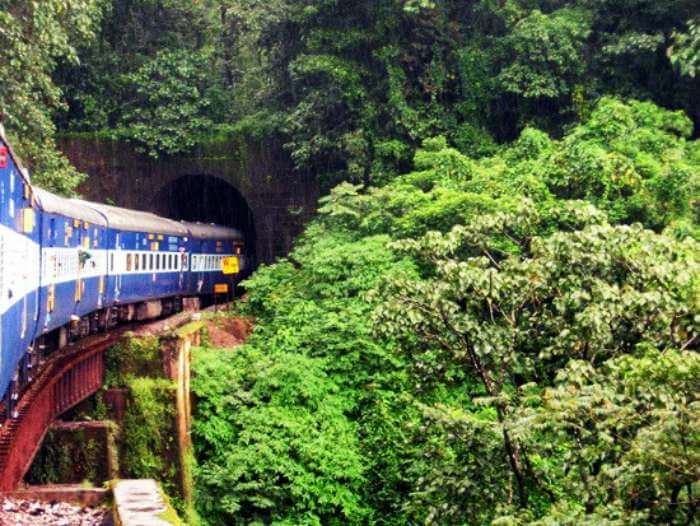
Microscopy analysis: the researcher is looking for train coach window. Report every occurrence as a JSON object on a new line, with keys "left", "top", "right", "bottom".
{"left": 110, "top": 253, "right": 114, "bottom": 272}
{"left": 126, "top": 254, "right": 133, "bottom": 272}
{"left": 134, "top": 253, "right": 140, "bottom": 271}
{"left": 141, "top": 254, "right": 147, "bottom": 270}
{"left": 149, "top": 253, "right": 154, "bottom": 270}
{"left": 155, "top": 254, "right": 160, "bottom": 271}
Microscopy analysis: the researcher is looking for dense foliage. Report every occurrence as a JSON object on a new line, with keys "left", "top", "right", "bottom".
{"left": 0, "top": 0, "right": 102, "bottom": 193}
{"left": 48, "top": 0, "right": 699, "bottom": 185}
{"left": 191, "top": 98, "right": 699, "bottom": 525}
{"left": 2, "top": 1, "right": 698, "bottom": 524}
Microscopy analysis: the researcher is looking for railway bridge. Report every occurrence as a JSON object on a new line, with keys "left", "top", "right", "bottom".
{"left": 0, "top": 311, "right": 201, "bottom": 492}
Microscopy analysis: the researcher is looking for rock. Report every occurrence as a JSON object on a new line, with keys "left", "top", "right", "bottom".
{"left": 0, "top": 498, "right": 112, "bottom": 526}
{"left": 27, "top": 502, "right": 44, "bottom": 515}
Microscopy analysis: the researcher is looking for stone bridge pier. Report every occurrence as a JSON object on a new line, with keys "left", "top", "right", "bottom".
{"left": 58, "top": 136, "right": 319, "bottom": 267}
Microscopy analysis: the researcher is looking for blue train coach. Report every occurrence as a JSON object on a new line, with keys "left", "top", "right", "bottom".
{"left": 0, "top": 134, "right": 41, "bottom": 404}
{"left": 0, "top": 129, "right": 247, "bottom": 416}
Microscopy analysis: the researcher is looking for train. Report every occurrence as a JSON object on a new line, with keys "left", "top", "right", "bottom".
{"left": 0, "top": 129, "right": 247, "bottom": 415}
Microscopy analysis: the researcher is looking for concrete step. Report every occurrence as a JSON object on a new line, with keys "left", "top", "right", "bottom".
{"left": 113, "top": 479, "right": 178, "bottom": 526}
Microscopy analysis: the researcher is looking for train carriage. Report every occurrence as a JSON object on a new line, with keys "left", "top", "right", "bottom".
{"left": 0, "top": 136, "right": 41, "bottom": 400}
{"left": 33, "top": 189, "right": 109, "bottom": 341}
{"left": 183, "top": 221, "right": 244, "bottom": 298}
{"left": 83, "top": 202, "right": 190, "bottom": 318}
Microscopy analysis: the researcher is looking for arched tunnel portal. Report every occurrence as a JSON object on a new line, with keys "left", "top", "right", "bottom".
{"left": 58, "top": 136, "right": 319, "bottom": 267}
{"left": 151, "top": 174, "right": 257, "bottom": 267}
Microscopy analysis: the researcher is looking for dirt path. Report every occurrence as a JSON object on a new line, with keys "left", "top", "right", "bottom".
{"left": 204, "top": 316, "right": 254, "bottom": 348}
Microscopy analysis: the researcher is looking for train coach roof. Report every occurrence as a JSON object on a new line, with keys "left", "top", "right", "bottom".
{"left": 33, "top": 188, "right": 107, "bottom": 226}
{"left": 181, "top": 221, "right": 244, "bottom": 241}
{"left": 79, "top": 201, "right": 189, "bottom": 236}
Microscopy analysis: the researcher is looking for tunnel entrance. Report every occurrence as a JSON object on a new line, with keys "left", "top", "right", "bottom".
{"left": 153, "top": 174, "right": 257, "bottom": 269}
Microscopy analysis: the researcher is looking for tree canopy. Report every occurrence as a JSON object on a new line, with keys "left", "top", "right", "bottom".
{"left": 192, "top": 98, "right": 699, "bottom": 524}
{"left": 46, "top": 0, "right": 700, "bottom": 185}
{"left": 1, "top": 1, "right": 697, "bottom": 524}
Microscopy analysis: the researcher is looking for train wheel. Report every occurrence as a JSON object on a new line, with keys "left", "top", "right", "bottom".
{"left": 89, "top": 312, "right": 100, "bottom": 334}
{"left": 68, "top": 321, "right": 80, "bottom": 342}
{"left": 58, "top": 327, "right": 69, "bottom": 349}
{"left": 79, "top": 317, "right": 91, "bottom": 338}
{"left": 108, "top": 306, "right": 119, "bottom": 328}
{"left": 97, "top": 309, "right": 108, "bottom": 332}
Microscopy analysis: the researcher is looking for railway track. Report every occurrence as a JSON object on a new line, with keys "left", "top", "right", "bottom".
{"left": 0, "top": 329, "right": 126, "bottom": 492}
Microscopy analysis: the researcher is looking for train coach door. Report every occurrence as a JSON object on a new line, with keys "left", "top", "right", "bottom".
{"left": 178, "top": 247, "right": 188, "bottom": 291}
{"left": 74, "top": 222, "right": 83, "bottom": 304}
{"left": 114, "top": 234, "right": 122, "bottom": 300}
{"left": 195, "top": 241, "right": 205, "bottom": 294}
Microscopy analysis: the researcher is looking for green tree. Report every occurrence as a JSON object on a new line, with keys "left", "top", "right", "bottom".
{"left": 375, "top": 206, "right": 698, "bottom": 522}
{"left": 497, "top": 9, "right": 591, "bottom": 103}
{"left": 525, "top": 348, "right": 699, "bottom": 525}
{"left": 192, "top": 347, "right": 368, "bottom": 525}
{"left": 0, "top": 0, "right": 103, "bottom": 193}
{"left": 119, "top": 49, "right": 213, "bottom": 157}
{"left": 669, "top": 18, "right": 700, "bottom": 78}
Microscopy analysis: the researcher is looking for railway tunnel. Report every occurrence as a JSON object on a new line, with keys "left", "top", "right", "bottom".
{"left": 58, "top": 136, "right": 319, "bottom": 267}
{"left": 151, "top": 174, "right": 257, "bottom": 270}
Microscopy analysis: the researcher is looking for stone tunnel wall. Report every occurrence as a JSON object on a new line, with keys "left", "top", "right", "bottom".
{"left": 58, "top": 135, "right": 319, "bottom": 266}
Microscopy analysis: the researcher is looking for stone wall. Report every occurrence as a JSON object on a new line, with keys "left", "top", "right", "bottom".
{"left": 58, "top": 135, "right": 319, "bottom": 266}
